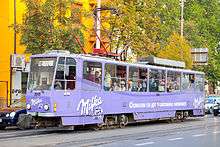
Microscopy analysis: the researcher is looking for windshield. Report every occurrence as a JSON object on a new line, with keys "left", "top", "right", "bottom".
{"left": 28, "top": 57, "right": 57, "bottom": 90}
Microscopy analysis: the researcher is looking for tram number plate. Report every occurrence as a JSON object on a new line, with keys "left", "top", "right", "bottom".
{"left": 0, "top": 119, "right": 2, "bottom": 123}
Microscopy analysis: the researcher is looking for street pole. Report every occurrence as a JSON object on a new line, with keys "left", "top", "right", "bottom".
{"left": 180, "top": 0, "right": 185, "bottom": 37}
{"left": 14, "top": 0, "right": 17, "bottom": 54}
{"left": 180, "top": 0, "right": 185, "bottom": 60}
{"left": 96, "top": 0, "right": 101, "bottom": 49}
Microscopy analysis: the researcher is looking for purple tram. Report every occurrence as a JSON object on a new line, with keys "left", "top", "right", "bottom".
{"left": 23, "top": 51, "right": 205, "bottom": 129}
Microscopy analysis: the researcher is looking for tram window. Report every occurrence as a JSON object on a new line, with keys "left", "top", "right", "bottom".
{"left": 104, "top": 64, "right": 127, "bottom": 91}
{"left": 83, "top": 61, "right": 102, "bottom": 85}
{"left": 181, "top": 73, "right": 195, "bottom": 90}
{"left": 167, "top": 71, "right": 181, "bottom": 92}
{"left": 195, "top": 74, "right": 204, "bottom": 91}
{"left": 54, "top": 57, "right": 76, "bottom": 90}
{"left": 149, "top": 69, "right": 165, "bottom": 92}
{"left": 66, "top": 57, "right": 76, "bottom": 65}
{"left": 181, "top": 74, "right": 190, "bottom": 90}
{"left": 58, "top": 57, "right": 65, "bottom": 64}
{"left": 55, "top": 64, "right": 65, "bottom": 79}
{"left": 65, "top": 58, "right": 76, "bottom": 90}
{"left": 54, "top": 80, "right": 65, "bottom": 90}
{"left": 128, "top": 67, "right": 148, "bottom": 92}
{"left": 55, "top": 59, "right": 65, "bottom": 90}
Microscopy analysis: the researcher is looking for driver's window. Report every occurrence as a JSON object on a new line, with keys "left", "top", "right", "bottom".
{"left": 54, "top": 57, "right": 65, "bottom": 90}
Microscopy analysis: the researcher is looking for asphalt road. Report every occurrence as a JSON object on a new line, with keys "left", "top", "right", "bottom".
{"left": 0, "top": 115, "right": 219, "bottom": 147}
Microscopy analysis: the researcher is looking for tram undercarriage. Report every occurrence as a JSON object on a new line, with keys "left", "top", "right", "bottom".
{"left": 17, "top": 114, "right": 62, "bottom": 129}
{"left": 16, "top": 110, "right": 198, "bottom": 130}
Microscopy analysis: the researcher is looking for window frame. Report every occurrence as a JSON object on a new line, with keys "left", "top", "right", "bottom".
{"left": 128, "top": 66, "right": 148, "bottom": 92}
{"left": 104, "top": 63, "right": 127, "bottom": 92}
{"left": 149, "top": 68, "right": 166, "bottom": 92}
{"left": 83, "top": 60, "right": 103, "bottom": 86}
{"left": 166, "top": 70, "right": 181, "bottom": 93}
{"left": 54, "top": 57, "right": 76, "bottom": 91}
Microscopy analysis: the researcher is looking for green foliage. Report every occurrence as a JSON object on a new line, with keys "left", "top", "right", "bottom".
{"left": 20, "top": 0, "right": 84, "bottom": 54}
{"left": 158, "top": 33, "right": 192, "bottom": 69}
{"left": 184, "top": 0, "right": 220, "bottom": 50}
{"left": 108, "top": 0, "right": 161, "bottom": 56}
{"left": 184, "top": 0, "right": 220, "bottom": 88}
{"left": 155, "top": 0, "right": 180, "bottom": 47}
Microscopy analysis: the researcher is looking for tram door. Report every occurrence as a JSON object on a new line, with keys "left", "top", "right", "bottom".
{"left": 54, "top": 57, "right": 76, "bottom": 113}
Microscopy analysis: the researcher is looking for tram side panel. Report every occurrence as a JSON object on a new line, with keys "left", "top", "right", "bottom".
{"left": 60, "top": 79, "right": 204, "bottom": 126}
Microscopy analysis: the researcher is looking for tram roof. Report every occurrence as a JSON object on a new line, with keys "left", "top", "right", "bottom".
{"left": 31, "top": 52, "right": 204, "bottom": 75}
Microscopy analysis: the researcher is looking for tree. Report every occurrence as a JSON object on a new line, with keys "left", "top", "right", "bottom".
{"left": 155, "top": 0, "right": 180, "bottom": 47}
{"left": 184, "top": 0, "right": 220, "bottom": 93}
{"left": 157, "top": 33, "right": 192, "bottom": 69}
{"left": 108, "top": 0, "right": 161, "bottom": 57}
{"left": 20, "top": 0, "right": 84, "bottom": 54}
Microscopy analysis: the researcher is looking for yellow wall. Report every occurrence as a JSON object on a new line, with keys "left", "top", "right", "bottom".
{"left": 0, "top": 0, "right": 13, "bottom": 104}
{"left": 0, "top": 0, "right": 109, "bottom": 106}
{"left": 0, "top": 0, "right": 26, "bottom": 106}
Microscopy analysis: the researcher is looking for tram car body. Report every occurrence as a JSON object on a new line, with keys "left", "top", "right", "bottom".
{"left": 25, "top": 51, "right": 205, "bottom": 128}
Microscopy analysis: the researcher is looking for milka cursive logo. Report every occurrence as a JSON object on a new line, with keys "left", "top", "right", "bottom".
{"left": 77, "top": 96, "right": 103, "bottom": 117}
{"left": 30, "top": 98, "right": 43, "bottom": 106}
{"left": 193, "top": 97, "right": 204, "bottom": 109}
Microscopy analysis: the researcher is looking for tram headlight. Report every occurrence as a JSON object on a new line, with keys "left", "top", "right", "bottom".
{"left": 26, "top": 104, "right": 31, "bottom": 110}
{"left": 44, "top": 104, "right": 49, "bottom": 111}
{"left": 9, "top": 112, "right": 16, "bottom": 118}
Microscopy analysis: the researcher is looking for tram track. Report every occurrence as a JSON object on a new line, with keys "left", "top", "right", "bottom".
{"left": 0, "top": 116, "right": 218, "bottom": 142}
{"left": 56, "top": 119, "right": 220, "bottom": 146}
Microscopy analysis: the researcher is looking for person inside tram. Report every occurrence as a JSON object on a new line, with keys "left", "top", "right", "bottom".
{"left": 104, "top": 71, "right": 112, "bottom": 91}
{"left": 110, "top": 81, "right": 120, "bottom": 91}
{"left": 137, "top": 82, "right": 143, "bottom": 92}
{"left": 86, "top": 67, "right": 95, "bottom": 82}
{"left": 167, "top": 78, "right": 173, "bottom": 92}
{"left": 120, "top": 80, "right": 126, "bottom": 91}
{"left": 142, "top": 74, "right": 148, "bottom": 92}
{"left": 189, "top": 74, "right": 195, "bottom": 88}
{"left": 66, "top": 73, "right": 75, "bottom": 90}
{"left": 94, "top": 71, "right": 101, "bottom": 84}
{"left": 131, "top": 71, "right": 138, "bottom": 91}
{"left": 128, "top": 80, "right": 133, "bottom": 91}
{"left": 54, "top": 81, "right": 63, "bottom": 90}
{"left": 149, "top": 76, "right": 157, "bottom": 92}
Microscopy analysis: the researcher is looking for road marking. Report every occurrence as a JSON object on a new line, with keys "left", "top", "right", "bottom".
{"left": 168, "top": 137, "right": 184, "bottom": 141}
{"left": 213, "top": 131, "right": 220, "bottom": 134}
{"left": 135, "top": 142, "right": 155, "bottom": 146}
{"left": 192, "top": 134, "right": 206, "bottom": 137}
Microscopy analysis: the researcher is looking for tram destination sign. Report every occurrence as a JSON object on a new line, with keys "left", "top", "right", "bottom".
{"left": 38, "top": 60, "right": 54, "bottom": 67}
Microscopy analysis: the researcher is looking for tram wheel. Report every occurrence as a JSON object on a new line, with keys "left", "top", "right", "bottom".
{"left": 94, "top": 123, "right": 105, "bottom": 131}
{"left": 119, "top": 115, "right": 128, "bottom": 128}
